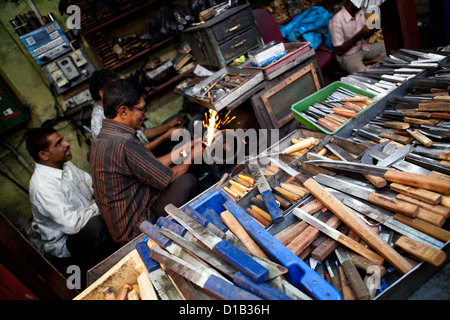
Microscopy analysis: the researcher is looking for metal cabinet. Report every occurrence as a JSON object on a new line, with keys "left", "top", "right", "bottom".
{"left": 183, "top": 4, "right": 263, "bottom": 68}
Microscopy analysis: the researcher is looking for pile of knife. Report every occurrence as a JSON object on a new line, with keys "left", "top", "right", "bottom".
{"left": 350, "top": 80, "right": 450, "bottom": 175}
{"left": 300, "top": 86, "right": 374, "bottom": 133}
{"left": 341, "top": 49, "right": 448, "bottom": 98}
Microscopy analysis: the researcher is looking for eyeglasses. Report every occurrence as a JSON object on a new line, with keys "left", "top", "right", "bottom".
{"left": 128, "top": 105, "right": 147, "bottom": 114}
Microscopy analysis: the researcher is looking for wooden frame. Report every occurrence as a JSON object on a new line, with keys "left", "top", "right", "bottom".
{"left": 255, "top": 62, "right": 321, "bottom": 129}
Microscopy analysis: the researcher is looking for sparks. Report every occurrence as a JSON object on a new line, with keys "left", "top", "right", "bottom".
{"left": 203, "top": 110, "right": 236, "bottom": 146}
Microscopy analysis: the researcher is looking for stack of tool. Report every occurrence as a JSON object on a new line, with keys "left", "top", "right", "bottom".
{"left": 299, "top": 86, "right": 374, "bottom": 133}
{"left": 341, "top": 49, "right": 449, "bottom": 97}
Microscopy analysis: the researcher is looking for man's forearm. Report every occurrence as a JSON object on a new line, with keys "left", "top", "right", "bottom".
{"left": 334, "top": 32, "right": 362, "bottom": 56}
{"left": 144, "top": 123, "right": 171, "bottom": 139}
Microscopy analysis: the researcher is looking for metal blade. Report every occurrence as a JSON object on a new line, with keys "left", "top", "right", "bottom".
{"left": 165, "top": 204, "right": 221, "bottom": 250}
{"left": 313, "top": 174, "right": 373, "bottom": 200}
{"left": 340, "top": 197, "right": 444, "bottom": 249}
{"left": 149, "top": 245, "right": 212, "bottom": 288}
{"left": 325, "top": 143, "right": 358, "bottom": 162}
{"left": 326, "top": 189, "right": 445, "bottom": 249}
{"left": 305, "top": 159, "right": 390, "bottom": 177}
{"left": 406, "top": 153, "right": 450, "bottom": 175}
{"left": 293, "top": 208, "right": 340, "bottom": 241}
{"left": 160, "top": 227, "right": 238, "bottom": 277}
{"left": 148, "top": 268, "right": 184, "bottom": 300}
{"left": 248, "top": 161, "right": 272, "bottom": 192}
{"left": 334, "top": 247, "right": 351, "bottom": 263}
{"left": 268, "top": 157, "right": 303, "bottom": 179}
{"left": 376, "top": 145, "right": 413, "bottom": 167}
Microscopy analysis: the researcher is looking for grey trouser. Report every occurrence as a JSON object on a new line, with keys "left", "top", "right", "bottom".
{"left": 339, "top": 41, "right": 387, "bottom": 74}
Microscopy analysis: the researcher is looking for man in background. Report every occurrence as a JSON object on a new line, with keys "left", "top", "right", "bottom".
{"left": 329, "top": 0, "right": 386, "bottom": 74}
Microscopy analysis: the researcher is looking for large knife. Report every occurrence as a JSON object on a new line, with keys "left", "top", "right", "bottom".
{"left": 331, "top": 192, "right": 445, "bottom": 249}
{"left": 268, "top": 157, "right": 413, "bottom": 275}
{"left": 248, "top": 161, "right": 284, "bottom": 224}
{"left": 293, "top": 208, "right": 384, "bottom": 265}
{"left": 368, "top": 149, "right": 430, "bottom": 175}
{"left": 305, "top": 158, "right": 450, "bottom": 194}
{"left": 313, "top": 174, "right": 419, "bottom": 217}
{"left": 148, "top": 245, "right": 262, "bottom": 300}
{"left": 325, "top": 143, "right": 387, "bottom": 188}
{"left": 165, "top": 204, "right": 269, "bottom": 283}
{"left": 135, "top": 241, "right": 183, "bottom": 300}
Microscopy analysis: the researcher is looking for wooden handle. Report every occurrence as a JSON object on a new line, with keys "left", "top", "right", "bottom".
{"left": 333, "top": 107, "right": 357, "bottom": 118}
{"left": 418, "top": 102, "right": 450, "bottom": 111}
{"left": 287, "top": 214, "right": 340, "bottom": 256}
{"left": 214, "top": 173, "right": 229, "bottom": 190}
{"left": 408, "top": 129, "right": 434, "bottom": 147}
{"left": 337, "top": 234, "right": 384, "bottom": 265}
{"left": 363, "top": 174, "right": 387, "bottom": 188}
{"left": 284, "top": 138, "right": 315, "bottom": 154}
{"left": 439, "top": 152, "right": 450, "bottom": 161}
{"left": 396, "top": 193, "right": 450, "bottom": 218}
{"left": 220, "top": 210, "right": 269, "bottom": 259}
{"left": 137, "top": 273, "right": 158, "bottom": 300}
{"left": 384, "top": 121, "right": 410, "bottom": 130}
{"left": 245, "top": 208, "right": 270, "bottom": 227}
{"left": 303, "top": 178, "right": 413, "bottom": 275}
{"left": 434, "top": 96, "right": 450, "bottom": 102}
{"left": 280, "top": 183, "right": 308, "bottom": 197}
{"left": 393, "top": 214, "right": 450, "bottom": 242}
{"left": 340, "top": 259, "right": 370, "bottom": 300}
{"left": 378, "top": 132, "right": 413, "bottom": 145}
{"left": 317, "top": 117, "right": 340, "bottom": 132}
{"left": 416, "top": 207, "right": 445, "bottom": 227}
{"left": 384, "top": 170, "right": 450, "bottom": 194}
{"left": 389, "top": 183, "right": 442, "bottom": 205}
{"left": 367, "top": 192, "right": 419, "bottom": 217}
{"left": 348, "top": 252, "right": 387, "bottom": 277}
{"left": 339, "top": 266, "right": 356, "bottom": 300}
{"left": 395, "top": 236, "right": 447, "bottom": 267}
{"left": 116, "top": 283, "right": 133, "bottom": 300}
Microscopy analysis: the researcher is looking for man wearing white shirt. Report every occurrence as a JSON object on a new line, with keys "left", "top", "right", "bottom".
{"left": 328, "top": 0, "right": 386, "bottom": 74}
{"left": 26, "top": 127, "right": 117, "bottom": 279}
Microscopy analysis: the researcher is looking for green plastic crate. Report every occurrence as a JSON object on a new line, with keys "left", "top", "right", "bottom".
{"left": 291, "top": 81, "right": 376, "bottom": 135}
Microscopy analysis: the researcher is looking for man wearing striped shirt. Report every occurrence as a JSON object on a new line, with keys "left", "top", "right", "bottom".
{"left": 26, "top": 127, "right": 118, "bottom": 275}
{"left": 90, "top": 80, "right": 199, "bottom": 245}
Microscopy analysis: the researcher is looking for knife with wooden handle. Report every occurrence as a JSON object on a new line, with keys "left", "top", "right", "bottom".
{"left": 335, "top": 246, "right": 370, "bottom": 300}
{"left": 325, "top": 143, "right": 387, "bottom": 188}
{"left": 305, "top": 159, "right": 450, "bottom": 194}
{"left": 269, "top": 157, "right": 413, "bottom": 275}
{"left": 314, "top": 174, "right": 419, "bottom": 218}
{"left": 294, "top": 209, "right": 384, "bottom": 265}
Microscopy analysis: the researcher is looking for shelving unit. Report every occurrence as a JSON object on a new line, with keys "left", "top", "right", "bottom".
{"left": 76, "top": 0, "right": 193, "bottom": 96}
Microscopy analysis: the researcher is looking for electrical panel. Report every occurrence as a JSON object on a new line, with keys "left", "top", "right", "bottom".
{"left": 0, "top": 77, "right": 30, "bottom": 134}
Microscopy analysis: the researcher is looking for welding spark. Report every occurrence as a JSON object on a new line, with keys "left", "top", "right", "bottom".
{"left": 203, "top": 110, "right": 236, "bottom": 146}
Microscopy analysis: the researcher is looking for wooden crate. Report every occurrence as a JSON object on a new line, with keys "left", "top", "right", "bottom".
{"left": 74, "top": 250, "right": 141, "bottom": 300}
